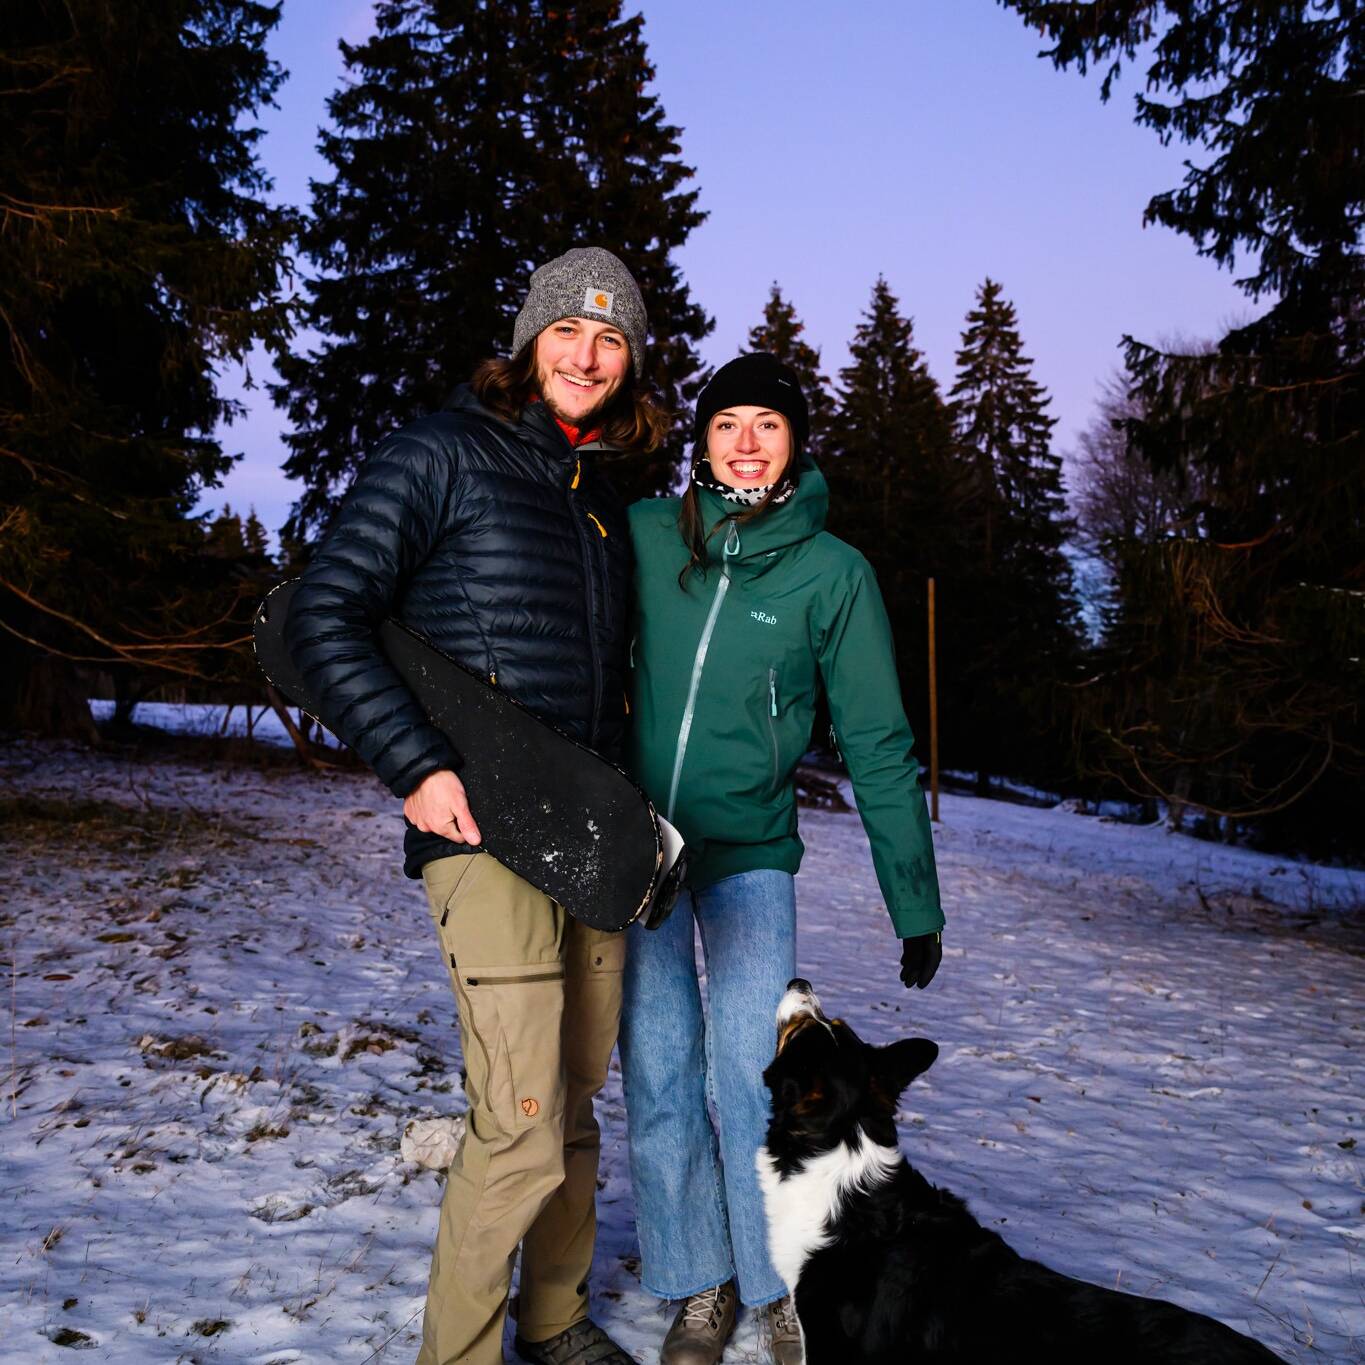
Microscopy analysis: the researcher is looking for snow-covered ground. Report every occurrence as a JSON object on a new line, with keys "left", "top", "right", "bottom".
{"left": 88, "top": 701, "right": 343, "bottom": 751}
{"left": 1, "top": 740, "right": 1361, "bottom": 1363}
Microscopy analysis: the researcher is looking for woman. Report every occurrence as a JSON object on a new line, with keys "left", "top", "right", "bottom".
{"left": 619, "top": 353, "right": 946, "bottom": 1365}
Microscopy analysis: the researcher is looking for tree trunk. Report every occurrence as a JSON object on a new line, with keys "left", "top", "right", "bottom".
{"left": 264, "top": 686, "right": 340, "bottom": 770}
{"left": 3, "top": 656, "right": 100, "bottom": 743}
{"left": 1165, "top": 767, "right": 1192, "bottom": 832}
{"left": 112, "top": 670, "right": 139, "bottom": 728}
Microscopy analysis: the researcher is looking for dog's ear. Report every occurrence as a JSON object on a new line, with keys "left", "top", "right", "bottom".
{"left": 873, "top": 1038, "right": 938, "bottom": 1100}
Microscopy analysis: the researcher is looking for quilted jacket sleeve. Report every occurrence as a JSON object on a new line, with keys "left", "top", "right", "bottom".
{"left": 816, "top": 554, "right": 944, "bottom": 938}
{"left": 284, "top": 427, "right": 460, "bottom": 798}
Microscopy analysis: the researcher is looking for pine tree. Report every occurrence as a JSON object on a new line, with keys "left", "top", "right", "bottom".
{"left": 201, "top": 503, "right": 274, "bottom": 569}
{"left": 948, "top": 279, "right": 1081, "bottom": 786}
{"left": 950, "top": 281, "right": 1071, "bottom": 575}
{"left": 0, "top": 1, "right": 297, "bottom": 735}
{"left": 825, "top": 278, "right": 967, "bottom": 745}
{"left": 745, "top": 284, "right": 834, "bottom": 457}
{"left": 827, "top": 278, "right": 959, "bottom": 576}
{"left": 1001, "top": 0, "right": 1364, "bottom": 851}
{"left": 276, "top": 0, "right": 711, "bottom": 538}
{"left": 243, "top": 509, "right": 271, "bottom": 559}
{"left": 205, "top": 506, "right": 248, "bottom": 560}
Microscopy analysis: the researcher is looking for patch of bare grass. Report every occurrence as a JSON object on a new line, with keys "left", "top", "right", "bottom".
{"left": 136, "top": 1033, "right": 226, "bottom": 1063}
{"left": 0, "top": 796, "right": 245, "bottom": 852}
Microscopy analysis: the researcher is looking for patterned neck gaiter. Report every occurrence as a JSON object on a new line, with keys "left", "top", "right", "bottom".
{"left": 691, "top": 457, "right": 797, "bottom": 509}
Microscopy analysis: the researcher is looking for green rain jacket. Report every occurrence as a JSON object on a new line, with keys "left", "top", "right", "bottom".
{"left": 627, "top": 462, "right": 944, "bottom": 938}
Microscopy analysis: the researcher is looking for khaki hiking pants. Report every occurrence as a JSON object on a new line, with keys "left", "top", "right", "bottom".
{"left": 417, "top": 852, "right": 624, "bottom": 1365}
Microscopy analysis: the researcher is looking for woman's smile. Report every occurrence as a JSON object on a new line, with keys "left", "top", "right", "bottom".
{"left": 727, "top": 459, "right": 771, "bottom": 482}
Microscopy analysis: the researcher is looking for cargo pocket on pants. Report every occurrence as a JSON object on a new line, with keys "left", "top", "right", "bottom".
{"left": 566, "top": 928, "right": 625, "bottom": 1083}
{"left": 574, "top": 927, "right": 626, "bottom": 977}
{"left": 458, "top": 965, "right": 566, "bottom": 1132}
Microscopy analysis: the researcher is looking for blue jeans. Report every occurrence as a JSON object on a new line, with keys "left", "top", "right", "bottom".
{"left": 618, "top": 869, "right": 796, "bottom": 1307}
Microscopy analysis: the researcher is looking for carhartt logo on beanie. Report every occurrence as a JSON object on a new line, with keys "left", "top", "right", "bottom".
{"left": 512, "top": 247, "right": 648, "bottom": 378}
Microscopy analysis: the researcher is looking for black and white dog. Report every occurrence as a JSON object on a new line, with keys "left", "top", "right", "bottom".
{"left": 756, "top": 979, "right": 1285, "bottom": 1365}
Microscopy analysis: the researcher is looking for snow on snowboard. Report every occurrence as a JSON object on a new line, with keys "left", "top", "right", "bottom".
{"left": 253, "top": 579, "right": 684, "bottom": 931}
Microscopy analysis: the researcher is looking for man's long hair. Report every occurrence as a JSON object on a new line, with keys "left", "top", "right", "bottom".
{"left": 471, "top": 343, "right": 671, "bottom": 453}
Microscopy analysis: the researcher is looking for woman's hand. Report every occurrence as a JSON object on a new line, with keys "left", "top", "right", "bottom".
{"left": 899, "top": 931, "right": 942, "bottom": 989}
{"left": 403, "top": 769, "right": 482, "bottom": 845}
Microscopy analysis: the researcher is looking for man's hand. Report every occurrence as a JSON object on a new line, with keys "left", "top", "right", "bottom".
{"left": 899, "top": 931, "right": 942, "bottom": 990}
{"left": 403, "top": 769, "right": 482, "bottom": 846}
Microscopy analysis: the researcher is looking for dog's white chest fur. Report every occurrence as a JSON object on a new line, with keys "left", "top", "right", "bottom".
{"left": 756, "top": 1133, "right": 902, "bottom": 1293}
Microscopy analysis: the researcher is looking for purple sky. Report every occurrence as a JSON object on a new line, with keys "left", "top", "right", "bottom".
{"left": 210, "top": 0, "right": 1254, "bottom": 538}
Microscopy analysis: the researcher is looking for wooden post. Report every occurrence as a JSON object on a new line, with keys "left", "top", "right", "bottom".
{"left": 927, "top": 577, "right": 940, "bottom": 822}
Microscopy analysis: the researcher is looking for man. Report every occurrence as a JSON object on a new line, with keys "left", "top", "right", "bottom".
{"left": 285, "top": 247, "right": 666, "bottom": 1365}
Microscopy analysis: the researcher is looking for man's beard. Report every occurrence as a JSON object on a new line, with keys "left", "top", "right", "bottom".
{"left": 537, "top": 367, "right": 623, "bottom": 428}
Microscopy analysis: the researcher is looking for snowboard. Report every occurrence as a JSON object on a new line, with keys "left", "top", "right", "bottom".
{"left": 253, "top": 579, "right": 685, "bottom": 932}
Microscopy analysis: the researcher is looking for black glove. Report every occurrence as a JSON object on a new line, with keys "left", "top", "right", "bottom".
{"left": 899, "top": 931, "right": 942, "bottom": 989}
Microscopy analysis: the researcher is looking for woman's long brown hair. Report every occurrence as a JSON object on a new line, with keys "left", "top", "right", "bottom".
{"left": 675, "top": 438, "right": 803, "bottom": 589}
{"left": 471, "top": 345, "right": 671, "bottom": 453}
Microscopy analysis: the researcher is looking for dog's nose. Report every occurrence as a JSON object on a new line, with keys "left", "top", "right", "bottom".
{"left": 776, "top": 979, "right": 824, "bottom": 1030}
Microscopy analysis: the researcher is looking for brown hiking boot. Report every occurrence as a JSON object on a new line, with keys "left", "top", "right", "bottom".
{"left": 765, "top": 1294, "right": 803, "bottom": 1365}
{"left": 660, "top": 1281, "right": 737, "bottom": 1365}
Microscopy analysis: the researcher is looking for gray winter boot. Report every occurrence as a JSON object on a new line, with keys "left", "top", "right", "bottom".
{"left": 660, "top": 1281, "right": 738, "bottom": 1365}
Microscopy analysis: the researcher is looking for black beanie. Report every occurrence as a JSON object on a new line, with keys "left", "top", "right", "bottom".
{"left": 693, "top": 353, "right": 810, "bottom": 450}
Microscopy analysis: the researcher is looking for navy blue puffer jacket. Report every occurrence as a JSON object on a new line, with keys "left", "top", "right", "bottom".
{"left": 284, "top": 384, "right": 632, "bottom": 876}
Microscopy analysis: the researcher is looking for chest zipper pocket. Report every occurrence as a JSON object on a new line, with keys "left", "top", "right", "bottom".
{"left": 767, "top": 667, "right": 780, "bottom": 787}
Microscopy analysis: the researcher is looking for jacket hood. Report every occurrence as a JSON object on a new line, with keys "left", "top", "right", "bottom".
{"left": 695, "top": 454, "right": 828, "bottom": 572}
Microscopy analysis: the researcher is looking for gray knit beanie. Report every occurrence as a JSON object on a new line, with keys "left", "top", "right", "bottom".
{"left": 512, "top": 247, "right": 648, "bottom": 378}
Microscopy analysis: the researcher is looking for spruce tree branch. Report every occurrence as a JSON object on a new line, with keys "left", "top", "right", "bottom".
{"left": 0, "top": 192, "right": 125, "bottom": 222}
{"left": 0, "top": 445, "right": 44, "bottom": 481}
{"left": 0, "top": 54, "right": 94, "bottom": 76}
{"left": 120, "top": 597, "right": 249, "bottom": 643}
{"left": 1210, "top": 526, "right": 1279, "bottom": 552}
{"left": 0, "top": 576, "right": 250, "bottom": 656}
{"left": 1105, "top": 727, "right": 1336, "bottom": 821}
{"left": 0, "top": 303, "right": 42, "bottom": 392}
{"left": 69, "top": 491, "right": 130, "bottom": 522}
{"left": 0, "top": 616, "right": 237, "bottom": 681}
{"left": 0, "top": 442, "right": 108, "bottom": 493}
{"left": 1188, "top": 371, "right": 1359, "bottom": 401}
{"left": 66, "top": 423, "right": 139, "bottom": 447}
{"left": 0, "top": 616, "right": 135, "bottom": 666}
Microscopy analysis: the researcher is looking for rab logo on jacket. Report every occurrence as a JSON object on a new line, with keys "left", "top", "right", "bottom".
{"left": 751, "top": 610, "right": 777, "bottom": 626}
{"left": 585, "top": 287, "right": 614, "bottom": 316}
